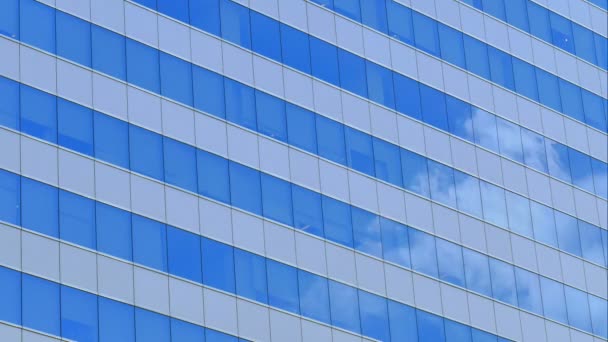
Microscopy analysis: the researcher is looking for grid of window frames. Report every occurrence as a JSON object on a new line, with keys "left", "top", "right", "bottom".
{"left": 124, "top": 0, "right": 607, "bottom": 132}
{"left": 1, "top": 169, "right": 606, "bottom": 339}
{"left": 456, "top": 0, "right": 608, "bottom": 70}
{"left": 0, "top": 266, "right": 249, "bottom": 342}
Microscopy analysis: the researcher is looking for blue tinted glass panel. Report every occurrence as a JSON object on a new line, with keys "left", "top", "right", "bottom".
{"left": 59, "top": 191, "right": 96, "bottom": 249}
{"left": 536, "top": 69, "right": 561, "bottom": 112}
{"left": 160, "top": 52, "right": 193, "bottom": 106}
{"left": 496, "top": 118, "right": 523, "bottom": 163}
{"left": 554, "top": 211, "right": 582, "bottom": 256}
{"left": 417, "top": 310, "right": 445, "bottom": 342}
{"left": 592, "top": 158, "right": 608, "bottom": 199}
{"left": 388, "top": 301, "right": 418, "bottom": 341}
{"left": 261, "top": 174, "right": 293, "bottom": 226}
{"left": 373, "top": 138, "right": 402, "bottom": 187}
{"left": 367, "top": 62, "right": 395, "bottom": 109}
{"left": 334, "top": 0, "right": 359, "bottom": 20}
{"left": 582, "top": 90, "right": 607, "bottom": 132}
{"left": 171, "top": 319, "right": 205, "bottom": 342}
{"left": 316, "top": 115, "right": 346, "bottom": 164}
{"left": 251, "top": 12, "right": 281, "bottom": 61}
{"left": 472, "top": 329, "right": 497, "bottom": 342}
{"left": 489, "top": 259, "right": 518, "bottom": 306}
{"left": 412, "top": 12, "right": 439, "bottom": 56}
{"left": 480, "top": 181, "right": 508, "bottom": 228}
{"left": 438, "top": 25, "right": 466, "bottom": 69}
{"left": 401, "top": 150, "right": 430, "bottom": 197}
{"left": 505, "top": 192, "right": 533, "bottom": 238}
{"left": 505, "top": 0, "right": 529, "bottom": 31}
{"left": 488, "top": 47, "right": 514, "bottom": 90}
{"left": 352, "top": 207, "right": 382, "bottom": 258}
{"left": 164, "top": 138, "right": 197, "bottom": 193}
{"left": 235, "top": 249, "right": 268, "bottom": 303}
{"left": 202, "top": 238, "right": 235, "bottom": 293}
{"left": 298, "top": 270, "right": 330, "bottom": 324}
{"left": 514, "top": 268, "right": 543, "bottom": 315}
{"left": 58, "top": 99, "right": 93, "bottom": 156}
{"left": 360, "top": 0, "right": 388, "bottom": 33}
{"left": 132, "top": 215, "right": 168, "bottom": 272}
{"left": 91, "top": 26, "right": 126, "bottom": 80}
{"left": 132, "top": 0, "right": 156, "bottom": 9}
{"left": 527, "top": 2, "right": 551, "bottom": 41}
{"left": 0, "top": 170, "right": 20, "bottom": 226}
{"left": 197, "top": 150, "right": 230, "bottom": 204}
{"left": 545, "top": 139, "right": 571, "bottom": 182}
{"left": 521, "top": 128, "right": 548, "bottom": 174}
{"left": 0, "top": 77, "right": 19, "bottom": 129}
{"left": 446, "top": 320, "right": 472, "bottom": 342}
{"left": 530, "top": 201, "right": 557, "bottom": 247}
{"left": 0, "top": 0, "right": 19, "bottom": 39}
{"left": 329, "top": 280, "right": 360, "bottom": 333}
{"left": 286, "top": 104, "right": 317, "bottom": 153}
{"left": 96, "top": 202, "right": 132, "bottom": 261}
{"left": 564, "top": 286, "right": 592, "bottom": 331}
{"left": 437, "top": 239, "right": 465, "bottom": 287}
{"left": 99, "top": 298, "right": 135, "bottom": 342}
{"left": 93, "top": 112, "right": 129, "bottom": 169}
{"left": 409, "top": 228, "right": 438, "bottom": 277}
{"left": 292, "top": 185, "right": 324, "bottom": 237}
{"left": 225, "top": 79, "right": 256, "bottom": 131}
{"left": 206, "top": 329, "right": 238, "bottom": 342}
{"left": 126, "top": 39, "right": 160, "bottom": 93}
{"left": 310, "top": 37, "right": 339, "bottom": 85}
{"left": 463, "top": 249, "right": 492, "bottom": 297}
{"left": 568, "top": 148, "right": 594, "bottom": 193}
{"left": 540, "top": 277, "right": 568, "bottom": 324}
{"left": 322, "top": 196, "right": 353, "bottom": 247}
{"left": 267, "top": 259, "right": 300, "bottom": 314}
{"left": 386, "top": 2, "right": 413, "bottom": 43}
{"left": 446, "top": 96, "right": 474, "bottom": 141}
{"left": 193, "top": 66, "right": 225, "bottom": 118}
{"left": 280, "top": 24, "right": 311, "bottom": 73}
{"left": 158, "top": 0, "right": 189, "bottom": 23}
{"left": 359, "top": 291, "right": 390, "bottom": 342}
{"left": 220, "top": 0, "right": 251, "bottom": 48}
{"left": 454, "top": 171, "right": 482, "bottom": 218}
{"left": 229, "top": 162, "right": 262, "bottom": 215}
{"left": 428, "top": 160, "right": 457, "bottom": 208}
{"left": 393, "top": 74, "right": 422, "bottom": 120}
{"left": 338, "top": 49, "right": 367, "bottom": 97}
{"left": 167, "top": 228, "right": 202, "bottom": 283}
{"left": 0, "top": 267, "right": 20, "bottom": 324}
{"left": 463, "top": 35, "right": 490, "bottom": 79}
{"left": 471, "top": 108, "right": 499, "bottom": 152}
{"left": 135, "top": 308, "right": 170, "bottom": 342}
{"left": 482, "top": 0, "right": 506, "bottom": 20}
{"left": 589, "top": 294, "right": 608, "bottom": 338}
{"left": 190, "top": 0, "right": 221, "bottom": 36}
{"left": 549, "top": 12, "right": 574, "bottom": 53}
{"left": 21, "top": 85, "right": 57, "bottom": 143}
{"left": 22, "top": 178, "right": 58, "bottom": 237}
{"left": 23, "top": 274, "right": 60, "bottom": 336}
{"left": 559, "top": 79, "right": 584, "bottom": 122}
{"left": 61, "top": 287, "right": 98, "bottom": 342}
{"left": 20, "top": 0, "right": 55, "bottom": 52}
{"left": 420, "top": 84, "right": 448, "bottom": 131}
{"left": 572, "top": 24, "right": 597, "bottom": 64}
{"left": 345, "top": 127, "right": 374, "bottom": 175}
{"left": 129, "top": 125, "right": 164, "bottom": 180}
{"left": 512, "top": 59, "right": 539, "bottom": 101}
{"left": 578, "top": 222, "right": 605, "bottom": 267}
{"left": 594, "top": 34, "right": 608, "bottom": 70}
{"left": 56, "top": 11, "right": 91, "bottom": 67}
{"left": 380, "top": 218, "right": 410, "bottom": 268}
{"left": 256, "top": 91, "right": 287, "bottom": 142}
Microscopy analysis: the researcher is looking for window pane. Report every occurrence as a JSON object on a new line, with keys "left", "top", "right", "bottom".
{"left": 420, "top": 84, "right": 448, "bottom": 131}
{"left": 292, "top": 185, "right": 324, "bottom": 237}
{"left": 367, "top": 62, "right": 395, "bottom": 109}
{"left": 409, "top": 228, "right": 438, "bottom": 277}
{"left": 578, "top": 221, "right": 605, "bottom": 267}
{"left": 220, "top": 0, "right": 251, "bottom": 49}
{"left": 130, "top": 125, "right": 164, "bottom": 180}
{"left": 0, "top": 266, "right": 20, "bottom": 324}
{"left": 471, "top": 107, "right": 499, "bottom": 152}
{"left": 190, "top": 0, "right": 221, "bottom": 36}
{"left": 256, "top": 90, "right": 287, "bottom": 142}
{"left": 527, "top": 2, "right": 551, "bottom": 41}
{"left": 20, "top": 0, "right": 55, "bottom": 52}
{"left": 428, "top": 160, "right": 457, "bottom": 208}
{"left": 352, "top": 207, "right": 382, "bottom": 258}
{"left": 373, "top": 138, "right": 402, "bottom": 187}
{"left": 132, "top": 215, "right": 168, "bottom": 272}
{"left": 322, "top": 196, "right": 353, "bottom": 247}
{"left": 267, "top": 259, "right": 300, "bottom": 314}
{"left": 564, "top": 286, "right": 592, "bottom": 331}
{"left": 361, "top": 0, "right": 388, "bottom": 33}
{"left": 99, "top": 298, "right": 135, "bottom": 342}
{"left": 329, "top": 280, "right": 360, "bottom": 333}
{"left": 536, "top": 68, "right": 561, "bottom": 112}
{"left": 126, "top": 39, "right": 160, "bottom": 93}
{"left": 589, "top": 294, "right": 608, "bottom": 338}
{"left": 225, "top": 79, "right": 256, "bottom": 131}
{"left": 554, "top": 211, "right": 582, "bottom": 256}
{"left": 202, "top": 238, "right": 235, "bottom": 293}
{"left": 489, "top": 258, "right": 518, "bottom": 306}
{"left": 251, "top": 12, "right": 281, "bottom": 61}
{"left": 401, "top": 150, "right": 430, "bottom": 197}
{"left": 591, "top": 158, "right": 607, "bottom": 199}
{"left": 229, "top": 162, "right": 262, "bottom": 215}
{"left": 193, "top": 66, "right": 225, "bottom": 118}
{"left": 514, "top": 268, "right": 543, "bottom": 315}
{"left": 558, "top": 79, "right": 584, "bottom": 123}
{"left": 94, "top": 112, "right": 129, "bottom": 169}
{"left": 540, "top": 277, "right": 568, "bottom": 324}
{"left": 261, "top": 174, "right": 293, "bottom": 226}
{"left": 359, "top": 291, "right": 390, "bottom": 342}
{"left": 158, "top": 0, "right": 189, "bottom": 23}
{"left": 463, "top": 249, "right": 492, "bottom": 297}
{"left": 480, "top": 181, "right": 508, "bottom": 228}
{"left": 0, "top": 169, "right": 20, "bottom": 226}
{"left": 21, "top": 85, "right": 57, "bottom": 143}
{"left": 463, "top": 35, "right": 490, "bottom": 79}
{"left": 545, "top": 139, "right": 571, "bottom": 183}
{"left": 549, "top": 12, "right": 574, "bottom": 53}
{"left": 171, "top": 319, "right": 205, "bottom": 342}
{"left": 286, "top": 104, "right": 317, "bottom": 153}
{"left": 280, "top": 24, "right": 311, "bottom": 73}
{"left": 310, "top": 37, "right": 339, "bottom": 85}
{"left": 338, "top": 49, "right": 367, "bottom": 97}
{"left": 345, "top": 127, "right": 374, "bottom": 175}
{"left": 0, "top": 77, "right": 19, "bottom": 130}
{"left": 59, "top": 190, "right": 96, "bottom": 249}
{"left": 160, "top": 52, "right": 193, "bottom": 106}
{"left": 92, "top": 26, "right": 127, "bottom": 80}
{"left": 197, "top": 150, "right": 230, "bottom": 204}
{"left": 496, "top": 118, "right": 523, "bottom": 163}
{"left": 416, "top": 310, "right": 446, "bottom": 342}
{"left": 22, "top": 178, "right": 59, "bottom": 237}
{"left": 380, "top": 218, "right": 411, "bottom": 268}
{"left": 393, "top": 74, "right": 421, "bottom": 120}
{"left": 445, "top": 320, "right": 472, "bottom": 342}
{"left": 163, "top": 137, "right": 197, "bottom": 193}
{"left": 58, "top": 99, "right": 94, "bottom": 156}
{"left": 0, "top": 0, "right": 19, "bottom": 39}
{"left": 167, "top": 227, "right": 202, "bottom": 283}
{"left": 438, "top": 25, "right": 466, "bottom": 69}
{"left": 454, "top": 171, "right": 483, "bottom": 218}
{"left": 234, "top": 249, "right": 268, "bottom": 303}
{"left": 582, "top": 90, "right": 607, "bottom": 133}
{"left": 437, "top": 239, "right": 465, "bottom": 287}
{"left": 521, "top": 128, "right": 548, "bottom": 174}
{"left": 412, "top": 12, "right": 439, "bottom": 56}
{"left": 316, "top": 115, "right": 346, "bottom": 164}
{"left": 530, "top": 201, "right": 557, "bottom": 247}
{"left": 482, "top": 0, "right": 506, "bottom": 20}
{"left": 512, "top": 59, "right": 539, "bottom": 101}
{"left": 388, "top": 301, "right": 418, "bottom": 341}
{"left": 96, "top": 202, "right": 132, "bottom": 261}
{"left": 446, "top": 96, "right": 474, "bottom": 141}
{"left": 56, "top": 11, "right": 91, "bottom": 67}
{"left": 505, "top": 0, "right": 528, "bottom": 31}
{"left": 334, "top": 0, "right": 360, "bottom": 21}
{"left": 61, "top": 286, "right": 99, "bottom": 342}
{"left": 568, "top": 148, "right": 595, "bottom": 193}
{"left": 505, "top": 192, "right": 533, "bottom": 238}
{"left": 488, "top": 47, "right": 515, "bottom": 91}
{"left": 135, "top": 308, "right": 171, "bottom": 342}
{"left": 23, "top": 274, "right": 60, "bottom": 336}
{"left": 298, "top": 270, "right": 330, "bottom": 324}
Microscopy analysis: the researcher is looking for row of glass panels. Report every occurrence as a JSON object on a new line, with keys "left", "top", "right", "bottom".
{"left": 2, "top": 69, "right": 607, "bottom": 270}
{"left": 4, "top": 0, "right": 606, "bottom": 202}
{"left": 0, "top": 266, "right": 249, "bottom": 342}
{"left": 124, "top": 0, "right": 608, "bottom": 131}
{"left": 0, "top": 148, "right": 606, "bottom": 338}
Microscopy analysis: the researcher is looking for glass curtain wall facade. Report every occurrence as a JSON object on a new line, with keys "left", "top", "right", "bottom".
{"left": 0, "top": 0, "right": 606, "bottom": 341}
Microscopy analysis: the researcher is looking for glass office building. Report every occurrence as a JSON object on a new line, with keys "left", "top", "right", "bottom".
{"left": 0, "top": 0, "right": 606, "bottom": 341}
